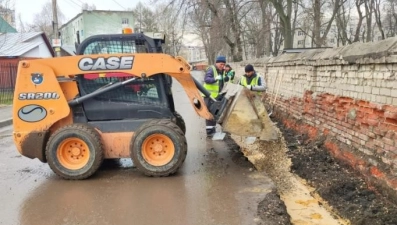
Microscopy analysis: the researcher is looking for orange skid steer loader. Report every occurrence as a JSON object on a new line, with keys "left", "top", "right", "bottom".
{"left": 12, "top": 33, "right": 277, "bottom": 180}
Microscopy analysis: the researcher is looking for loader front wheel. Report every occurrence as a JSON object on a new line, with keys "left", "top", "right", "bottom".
{"left": 173, "top": 111, "right": 186, "bottom": 134}
{"left": 46, "top": 124, "right": 104, "bottom": 180}
{"left": 131, "top": 119, "right": 187, "bottom": 177}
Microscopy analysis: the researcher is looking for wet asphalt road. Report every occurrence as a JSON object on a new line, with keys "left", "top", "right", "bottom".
{"left": 0, "top": 71, "right": 274, "bottom": 225}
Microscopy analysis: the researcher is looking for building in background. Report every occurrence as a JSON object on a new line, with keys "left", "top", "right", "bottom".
{"left": 178, "top": 32, "right": 206, "bottom": 62}
{"left": 0, "top": 16, "right": 16, "bottom": 33}
{"left": 0, "top": 32, "right": 54, "bottom": 58}
{"left": 59, "top": 10, "right": 134, "bottom": 54}
{"left": 0, "top": 6, "right": 15, "bottom": 28}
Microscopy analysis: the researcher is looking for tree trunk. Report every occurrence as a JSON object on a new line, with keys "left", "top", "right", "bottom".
{"left": 320, "top": 0, "right": 342, "bottom": 45}
{"left": 283, "top": 22, "right": 293, "bottom": 49}
{"left": 354, "top": 0, "right": 364, "bottom": 42}
{"left": 205, "top": 0, "right": 243, "bottom": 62}
{"left": 224, "top": 0, "right": 243, "bottom": 61}
{"left": 292, "top": 1, "right": 298, "bottom": 47}
{"left": 268, "top": 0, "right": 293, "bottom": 49}
{"left": 374, "top": 0, "right": 385, "bottom": 40}
{"left": 267, "top": 7, "right": 274, "bottom": 55}
{"left": 336, "top": 2, "right": 349, "bottom": 45}
{"left": 392, "top": 1, "right": 397, "bottom": 36}
{"left": 365, "top": 0, "right": 374, "bottom": 42}
{"left": 273, "top": 15, "right": 282, "bottom": 55}
{"left": 313, "top": 0, "right": 322, "bottom": 47}
{"left": 242, "top": 31, "right": 249, "bottom": 60}
{"left": 259, "top": 1, "right": 271, "bottom": 56}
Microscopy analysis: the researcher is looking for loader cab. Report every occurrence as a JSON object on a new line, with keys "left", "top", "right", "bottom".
{"left": 73, "top": 33, "right": 178, "bottom": 131}
{"left": 76, "top": 33, "right": 165, "bottom": 55}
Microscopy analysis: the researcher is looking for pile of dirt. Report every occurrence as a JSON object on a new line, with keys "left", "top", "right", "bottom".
{"left": 224, "top": 137, "right": 292, "bottom": 225}
{"left": 257, "top": 189, "right": 292, "bottom": 225}
{"left": 278, "top": 122, "right": 397, "bottom": 225}
{"left": 228, "top": 130, "right": 349, "bottom": 225}
{"left": 228, "top": 131, "right": 294, "bottom": 193}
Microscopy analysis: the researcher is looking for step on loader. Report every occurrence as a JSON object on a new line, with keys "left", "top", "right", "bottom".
{"left": 12, "top": 32, "right": 277, "bottom": 179}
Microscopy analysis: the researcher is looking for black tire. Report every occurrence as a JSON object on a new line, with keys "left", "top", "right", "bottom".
{"left": 45, "top": 124, "right": 104, "bottom": 180}
{"left": 173, "top": 111, "right": 186, "bottom": 134}
{"left": 130, "top": 119, "right": 187, "bottom": 177}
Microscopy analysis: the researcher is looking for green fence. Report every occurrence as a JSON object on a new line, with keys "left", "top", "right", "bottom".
{"left": 0, "top": 62, "right": 17, "bottom": 105}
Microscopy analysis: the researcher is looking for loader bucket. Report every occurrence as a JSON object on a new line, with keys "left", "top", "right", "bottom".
{"left": 216, "top": 83, "right": 278, "bottom": 141}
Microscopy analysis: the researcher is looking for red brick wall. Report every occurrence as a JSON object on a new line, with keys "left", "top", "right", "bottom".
{"left": 270, "top": 90, "right": 397, "bottom": 202}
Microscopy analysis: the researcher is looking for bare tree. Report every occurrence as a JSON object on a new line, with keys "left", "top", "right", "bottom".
{"left": 259, "top": 1, "right": 273, "bottom": 56}
{"left": 313, "top": 0, "right": 322, "bottom": 46}
{"left": 301, "top": 0, "right": 343, "bottom": 47}
{"left": 241, "top": 1, "right": 282, "bottom": 57}
{"left": 17, "top": 13, "right": 26, "bottom": 32}
{"left": 273, "top": 15, "right": 283, "bottom": 54}
{"left": 23, "top": 1, "right": 65, "bottom": 38}
{"left": 374, "top": 0, "right": 385, "bottom": 40}
{"left": 295, "top": 0, "right": 314, "bottom": 47}
{"left": 82, "top": 3, "right": 96, "bottom": 10}
{"left": 353, "top": 0, "right": 365, "bottom": 42}
{"left": 293, "top": 0, "right": 343, "bottom": 47}
{"left": 203, "top": 0, "right": 246, "bottom": 62}
{"left": 0, "top": 0, "right": 15, "bottom": 31}
{"left": 152, "top": 0, "right": 391, "bottom": 58}
{"left": 383, "top": 0, "right": 397, "bottom": 37}
{"left": 188, "top": 0, "right": 225, "bottom": 64}
{"left": 335, "top": 0, "right": 352, "bottom": 45}
{"left": 266, "top": 0, "right": 294, "bottom": 49}
{"left": 155, "top": 0, "right": 288, "bottom": 60}
{"left": 151, "top": 0, "right": 225, "bottom": 63}
{"left": 154, "top": 2, "right": 187, "bottom": 55}
{"left": 132, "top": 2, "right": 158, "bottom": 33}
{"left": 364, "top": 0, "right": 374, "bottom": 42}
{"left": 241, "top": 2, "right": 266, "bottom": 58}
{"left": 321, "top": 0, "right": 344, "bottom": 46}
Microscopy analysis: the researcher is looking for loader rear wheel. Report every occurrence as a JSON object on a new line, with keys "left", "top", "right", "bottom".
{"left": 46, "top": 124, "right": 104, "bottom": 180}
{"left": 130, "top": 119, "right": 187, "bottom": 177}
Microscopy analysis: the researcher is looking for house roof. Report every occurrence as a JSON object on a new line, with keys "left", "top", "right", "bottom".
{"left": 0, "top": 17, "right": 17, "bottom": 33}
{"left": 0, "top": 32, "right": 55, "bottom": 57}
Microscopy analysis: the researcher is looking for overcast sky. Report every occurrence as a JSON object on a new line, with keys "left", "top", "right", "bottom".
{"left": 15, "top": 0, "right": 142, "bottom": 27}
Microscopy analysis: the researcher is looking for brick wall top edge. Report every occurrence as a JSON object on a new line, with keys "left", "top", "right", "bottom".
{"left": 235, "top": 37, "right": 397, "bottom": 66}
{"left": 243, "top": 57, "right": 395, "bottom": 67}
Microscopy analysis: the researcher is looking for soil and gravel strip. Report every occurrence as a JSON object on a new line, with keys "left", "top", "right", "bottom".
{"left": 224, "top": 115, "right": 397, "bottom": 225}
{"left": 225, "top": 137, "right": 293, "bottom": 225}
{"left": 277, "top": 121, "right": 397, "bottom": 225}
{"left": 228, "top": 128, "right": 348, "bottom": 224}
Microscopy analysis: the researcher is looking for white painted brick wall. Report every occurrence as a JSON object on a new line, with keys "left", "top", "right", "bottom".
{"left": 230, "top": 55, "right": 397, "bottom": 106}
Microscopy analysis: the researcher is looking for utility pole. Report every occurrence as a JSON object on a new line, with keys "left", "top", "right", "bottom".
{"left": 52, "top": 0, "right": 61, "bottom": 57}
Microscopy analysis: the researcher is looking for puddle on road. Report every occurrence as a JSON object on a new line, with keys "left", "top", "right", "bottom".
{"left": 230, "top": 130, "right": 350, "bottom": 225}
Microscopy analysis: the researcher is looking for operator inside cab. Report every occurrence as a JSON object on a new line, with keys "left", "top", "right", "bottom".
{"left": 238, "top": 64, "right": 267, "bottom": 92}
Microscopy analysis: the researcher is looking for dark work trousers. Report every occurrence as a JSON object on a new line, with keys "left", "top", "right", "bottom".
{"left": 204, "top": 97, "right": 216, "bottom": 127}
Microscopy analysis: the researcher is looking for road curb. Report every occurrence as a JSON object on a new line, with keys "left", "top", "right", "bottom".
{"left": 0, "top": 118, "right": 12, "bottom": 128}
